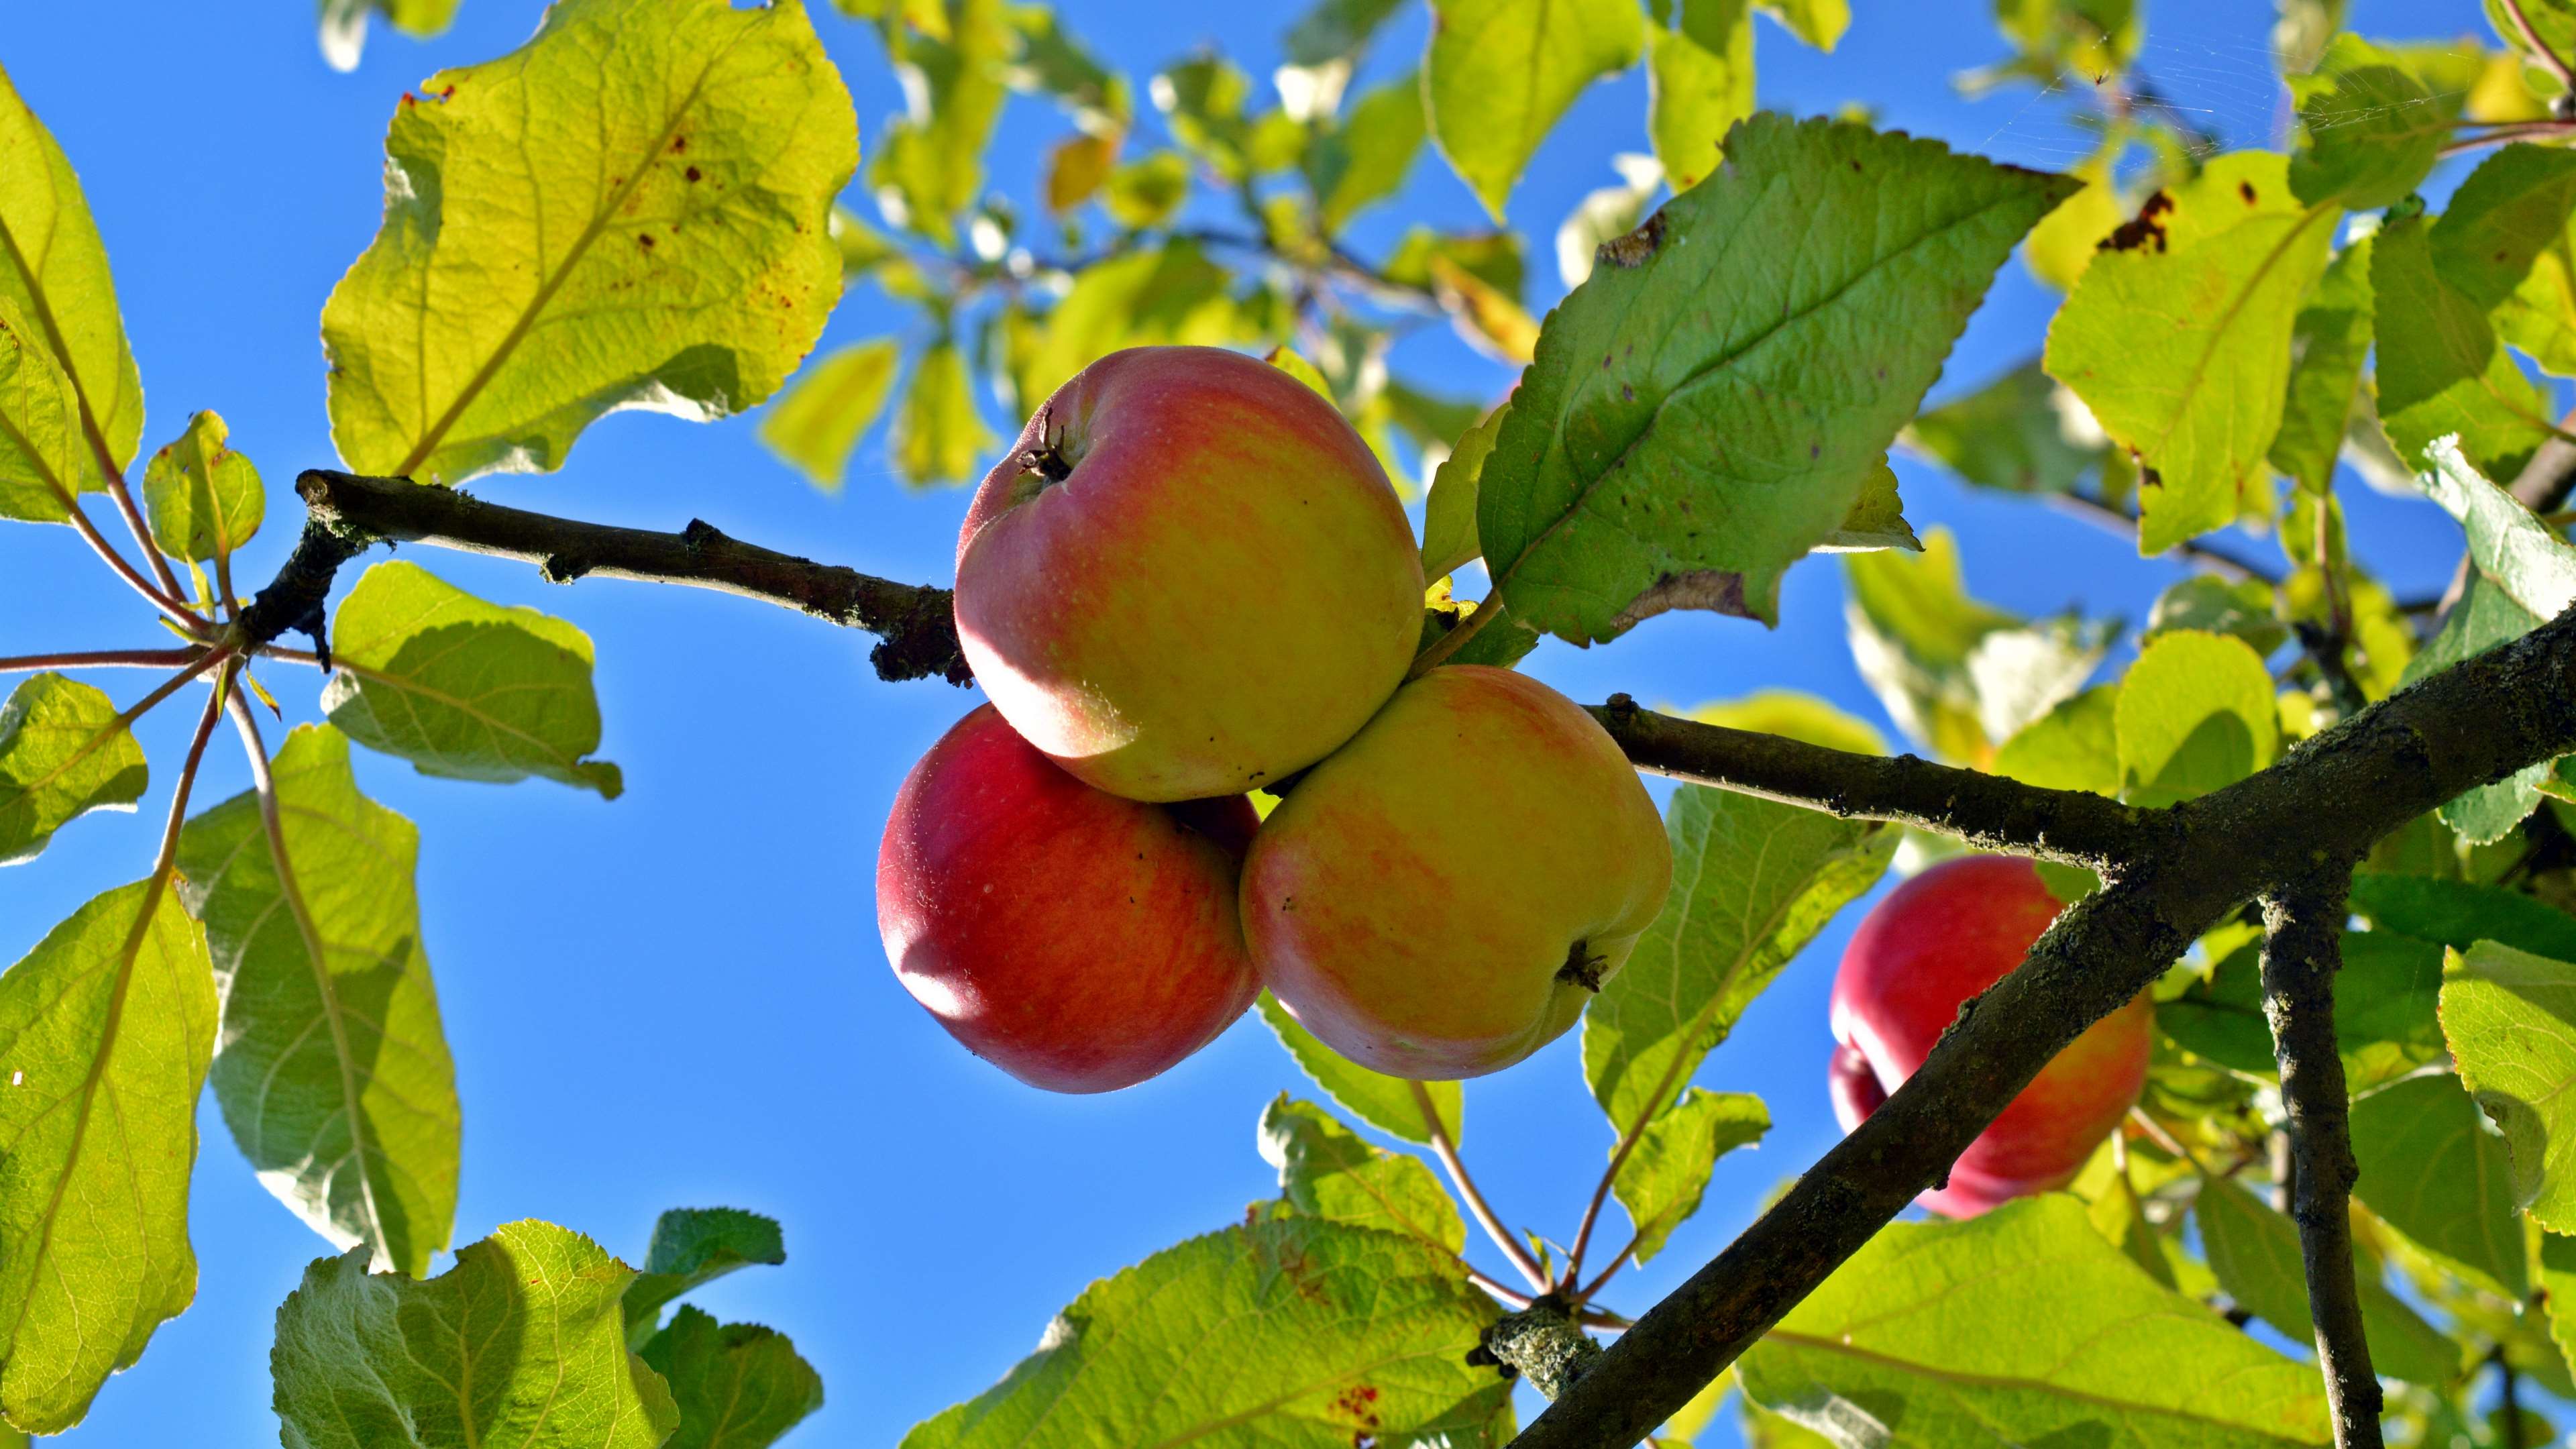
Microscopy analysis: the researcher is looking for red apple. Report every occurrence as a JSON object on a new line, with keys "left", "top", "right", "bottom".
{"left": 877, "top": 704, "right": 1260, "bottom": 1093}
{"left": 1244, "top": 665, "right": 1672, "bottom": 1079}
{"left": 1828, "top": 855, "right": 2153, "bottom": 1217}
{"left": 954, "top": 345, "right": 1425, "bottom": 803}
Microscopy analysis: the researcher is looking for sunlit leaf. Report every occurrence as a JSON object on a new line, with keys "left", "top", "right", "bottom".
{"left": 2444, "top": 941, "right": 2576, "bottom": 1234}
{"left": 319, "top": 0, "right": 465, "bottom": 73}
{"left": 1758, "top": 0, "right": 1847, "bottom": 50}
{"left": 2022, "top": 142, "right": 2121, "bottom": 292}
{"left": 1646, "top": 0, "right": 1754, "bottom": 193}
{"left": 0, "top": 672, "right": 146, "bottom": 867}
{"left": 140, "top": 410, "right": 262, "bottom": 566}
{"left": 1010, "top": 244, "right": 1242, "bottom": 409}
{"left": 323, "top": 560, "right": 623, "bottom": 797}
{"left": 1309, "top": 74, "right": 1425, "bottom": 231}
{"left": 1685, "top": 690, "right": 1886, "bottom": 756}
{"left": 1423, "top": 0, "right": 1646, "bottom": 219}
{"left": 1585, "top": 784, "right": 1892, "bottom": 1138}
{"left": 0, "top": 297, "right": 88, "bottom": 525}
{"left": 2114, "top": 629, "right": 2277, "bottom": 807}
{"left": 2350, "top": 873, "right": 2576, "bottom": 961}
{"left": 2286, "top": 35, "right": 2445, "bottom": 209}
{"left": 271, "top": 1220, "right": 680, "bottom": 1449}
{"left": 322, "top": 0, "right": 858, "bottom": 485}
{"left": 1992, "top": 683, "right": 2120, "bottom": 795}
{"left": 892, "top": 339, "right": 998, "bottom": 486}
{"left": 1483, "top": 116, "right": 2072, "bottom": 640}
{"left": 1256, "top": 992, "right": 1460, "bottom": 1146}
{"left": 2349, "top": 1071, "right": 2527, "bottom": 1300}
{"left": 2145, "top": 576, "right": 2286, "bottom": 657}
{"left": 1900, "top": 358, "right": 2105, "bottom": 495}
{"left": 898, "top": 1217, "right": 1507, "bottom": 1448}
{"left": 758, "top": 338, "right": 902, "bottom": 490}
{"left": 2193, "top": 1172, "right": 2460, "bottom": 1386}
{"left": 1739, "top": 1197, "right": 2330, "bottom": 1445}
{"left": 1099, "top": 151, "right": 1191, "bottom": 230}
{"left": 623, "top": 1207, "right": 787, "bottom": 1345}
{"left": 2268, "top": 239, "right": 2373, "bottom": 496}
{"left": 2047, "top": 152, "right": 2337, "bottom": 552}
{"left": 1258, "top": 1095, "right": 1464, "bottom": 1254}
{"left": 1611, "top": 1087, "right": 1768, "bottom": 1265}
{"left": 871, "top": 0, "right": 1012, "bottom": 245}
{"left": 641, "top": 1306, "right": 822, "bottom": 1449}
{"left": 0, "top": 880, "right": 213, "bottom": 1433}
{"left": 0, "top": 62, "right": 141, "bottom": 487}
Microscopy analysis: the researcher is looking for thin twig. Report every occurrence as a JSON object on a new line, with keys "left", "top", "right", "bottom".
{"left": 2440, "top": 120, "right": 2576, "bottom": 157}
{"left": 1410, "top": 1081, "right": 1550, "bottom": 1293}
{"left": 0, "top": 647, "right": 208, "bottom": 674}
{"left": 2259, "top": 868, "right": 2380, "bottom": 1449}
{"left": 2048, "top": 489, "right": 2277, "bottom": 584}
{"left": 2502, "top": 0, "right": 2576, "bottom": 99}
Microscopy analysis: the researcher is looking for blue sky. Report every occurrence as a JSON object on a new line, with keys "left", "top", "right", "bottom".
{"left": 0, "top": 1, "right": 2496, "bottom": 1444}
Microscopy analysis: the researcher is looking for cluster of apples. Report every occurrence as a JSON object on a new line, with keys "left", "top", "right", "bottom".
{"left": 875, "top": 347, "right": 1672, "bottom": 1092}
{"left": 1827, "top": 856, "right": 2155, "bottom": 1216}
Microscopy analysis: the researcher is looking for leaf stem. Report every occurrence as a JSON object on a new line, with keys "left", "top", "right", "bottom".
{"left": 63, "top": 500, "right": 207, "bottom": 633}
{"left": 95, "top": 462, "right": 187, "bottom": 609}
{"left": 2502, "top": 0, "right": 2576, "bottom": 103}
{"left": 1564, "top": 1113, "right": 1656, "bottom": 1294}
{"left": 0, "top": 647, "right": 209, "bottom": 674}
{"left": 1409, "top": 1080, "right": 1550, "bottom": 1293}
{"left": 2439, "top": 119, "right": 2576, "bottom": 157}
{"left": 1406, "top": 590, "right": 1505, "bottom": 679}
{"left": 1571, "top": 1229, "right": 1644, "bottom": 1305}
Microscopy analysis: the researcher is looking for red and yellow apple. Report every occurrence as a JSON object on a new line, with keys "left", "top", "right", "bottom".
{"left": 953, "top": 345, "right": 1424, "bottom": 803}
{"left": 876, "top": 704, "right": 1260, "bottom": 1093}
{"left": 1243, "top": 665, "right": 1672, "bottom": 1079}
{"left": 1827, "top": 855, "right": 2153, "bottom": 1217}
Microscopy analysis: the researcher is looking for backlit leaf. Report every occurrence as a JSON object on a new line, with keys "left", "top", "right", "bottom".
{"left": 1483, "top": 115, "right": 2073, "bottom": 640}
{"left": 140, "top": 410, "right": 262, "bottom": 566}
{"left": 1610, "top": 1087, "right": 1768, "bottom": 1265}
{"left": 2376, "top": 170, "right": 2572, "bottom": 481}
{"left": 2193, "top": 1172, "right": 2459, "bottom": 1386}
{"left": 1258, "top": 1095, "right": 1464, "bottom": 1254}
{"left": 1309, "top": 74, "right": 1425, "bottom": 231}
{"left": 1424, "top": 0, "right": 1644, "bottom": 219}
{"left": 0, "top": 672, "right": 146, "bottom": 867}
{"left": 2350, "top": 873, "right": 2576, "bottom": 962}
{"left": 0, "top": 298, "right": 87, "bottom": 524}
{"left": 323, "top": 560, "right": 623, "bottom": 798}
{"left": 640, "top": 1307, "right": 822, "bottom": 1449}
{"left": 1992, "top": 683, "right": 2121, "bottom": 796}
{"left": 2267, "top": 239, "right": 2373, "bottom": 496}
{"left": 2349, "top": 1071, "right": 2527, "bottom": 1299}
{"left": 2443, "top": 941, "right": 2576, "bottom": 1233}
{"left": 1010, "top": 244, "right": 1240, "bottom": 412}
{"left": 892, "top": 339, "right": 998, "bottom": 486}
{"left": 869, "top": 0, "right": 1011, "bottom": 245}
{"left": 1684, "top": 690, "right": 1886, "bottom": 757}
{"left": 2114, "top": 629, "right": 2277, "bottom": 807}
{"left": 0, "top": 62, "right": 142, "bottom": 487}
{"left": 2286, "top": 35, "right": 2445, "bottom": 209}
{"left": 1645, "top": 0, "right": 1754, "bottom": 193}
{"left": 1256, "top": 992, "right": 1461, "bottom": 1146}
{"left": 322, "top": 0, "right": 858, "bottom": 485}
{"left": 176, "top": 724, "right": 458, "bottom": 1278}
{"left": 2161, "top": 932, "right": 2445, "bottom": 1089}
{"left": 758, "top": 338, "right": 902, "bottom": 490}
{"left": 1901, "top": 358, "right": 2105, "bottom": 495}
{"left": 0, "top": 880, "right": 213, "bottom": 1433}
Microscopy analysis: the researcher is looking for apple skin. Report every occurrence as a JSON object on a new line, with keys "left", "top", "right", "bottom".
{"left": 1243, "top": 665, "right": 1672, "bottom": 1079}
{"left": 876, "top": 704, "right": 1261, "bottom": 1093}
{"left": 1827, "top": 855, "right": 2154, "bottom": 1217}
{"left": 954, "top": 345, "right": 1424, "bottom": 804}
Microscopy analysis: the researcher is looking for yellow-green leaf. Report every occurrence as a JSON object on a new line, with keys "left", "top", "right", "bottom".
{"left": 177, "top": 724, "right": 459, "bottom": 1279}
{"left": 323, "top": 560, "right": 623, "bottom": 797}
{"left": 2047, "top": 152, "right": 2337, "bottom": 552}
{"left": 0, "top": 297, "right": 87, "bottom": 524}
{"left": 1611, "top": 1087, "right": 1769, "bottom": 1265}
{"left": 322, "top": 0, "right": 859, "bottom": 486}
{"left": 0, "top": 62, "right": 142, "bottom": 487}
{"left": 2444, "top": 941, "right": 2576, "bottom": 1234}
{"left": 2114, "top": 629, "right": 2278, "bottom": 807}
{"left": 319, "top": 0, "right": 466, "bottom": 72}
{"left": 869, "top": 0, "right": 1012, "bottom": 245}
{"left": 758, "top": 338, "right": 902, "bottom": 491}
{"left": 140, "top": 410, "right": 262, "bottom": 566}
{"left": 1258, "top": 1095, "right": 1465, "bottom": 1254}
{"left": 1646, "top": 0, "right": 1754, "bottom": 193}
{"left": 2022, "top": 143, "right": 2122, "bottom": 292}
{"left": 1424, "top": 0, "right": 1646, "bottom": 219}
{"left": 0, "top": 672, "right": 146, "bottom": 867}
{"left": 1257, "top": 992, "right": 1462, "bottom": 1146}
{"left": 892, "top": 341, "right": 997, "bottom": 487}
{"left": 0, "top": 880, "right": 214, "bottom": 1433}
{"left": 1685, "top": 690, "right": 1886, "bottom": 755}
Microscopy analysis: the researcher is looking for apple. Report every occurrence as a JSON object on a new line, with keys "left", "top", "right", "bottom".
{"left": 953, "top": 345, "right": 1425, "bottom": 803}
{"left": 876, "top": 704, "right": 1261, "bottom": 1093}
{"left": 1243, "top": 665, "right": 1672, "bottom": 1079}
{"left": 1827, "top": 854, "right": 2154, "bottom": 1217}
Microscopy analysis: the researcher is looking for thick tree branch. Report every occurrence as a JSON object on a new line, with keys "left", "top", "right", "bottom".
{"left": 2259, "top": 868, "right": 2381, "bottom": 1449}
{"left": 251, "top": 471, "right": 969, "bottom": 683}
{"left": 1515, "top": 602, "right": 2576, "bottom": 1448}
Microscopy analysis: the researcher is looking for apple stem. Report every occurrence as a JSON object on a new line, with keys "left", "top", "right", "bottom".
{"left": 1406, "top": 591, "right": 1505, "bottom": 678}
{"left": 1411, "top": 1080, "right": 1552, "bottom": 1293}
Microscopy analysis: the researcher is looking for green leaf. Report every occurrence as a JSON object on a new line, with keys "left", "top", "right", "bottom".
{"left": 1010, "top": 243, "right": 1240, "bottom": 413}
{"left": 1585, "top": 785, "right": 1892, "bottom": 1138}
{"left": 321, "top": 0, "right": 858, "bottom": 486}
{"left": 891, "top": 339, "right": 997, "bottom": 487}
{"left": 0, "top": 296, "right": 89, "bottom": 525}
{"left": 271, "top": 1220, "right": 681, "bottom": 1449}
{"left": 2402, "top": 572, "right": 2551, "bottom": 845}
{"left": 1420, "top": 402, "right": 1505, "bottom": 579}
{"left": 2045, "top": 152, "right": 2337, "bottom": 553}
{"left": 1256, "top": 992, "right": 1460, "bottom": 1146}
{"left": 623, "top": 1208, "right": 788, "bottom": 1346}
{"left": 1284, "top": 0, "right": 1408, "bottom": 66}
{"left": 0, "top": 62, "right": 141, "bottom": 489}
{"left": 1099, "top": 151, "right": 1191, "bottom": 230}
{"left": 176, "top": 724, "right": 458, "bottom": 1280}
{"left": 1257, "top": 1095, "right": 1465, "bottom": 1254}
{"left": 898, "top": 1217, "right": 1507, "bottom": 1448}
{"left": 2419, "top": 434, "right": 2576, "bottom": 621}
{"left": 2286, "top": 35, "right": 2445, "bottom": 209}
{"left": 2349, "top": 1071, "right": 2528, "bottom": 1299}
{"left": 0, "top": 879, "right": 213, "bottom": 1432}
{"left": 2022, "top": 143, "right": 2122, "bottom": 292}
{"left": 1900, "top": 358, "right": 2106, "bottom": 495}
{"left": 2114, "top": 629, "right": 2278, "bottom": 807}
{"left": 757, "top": 338, "right": 900, "bottom": 491}
{"left": 140, "top": 410, "right": 263, "bottom": 566}
{"left": 0, "top": 672, "right": 146, "bottom": 867}
{"left": 1611, "top": 1087, "right": 1768, "bottom": 1265}
{"left": 1004, "top": 6, "right": 1128, "bottom": 130}
{"left": 1758, "top": 0, "right": 1847, "bottom": 49}
{"left": 2542, "top": 1232, "right": 2576, "bottom": 1387}
{"left": 2375, "top": 205, "right": 2561, "bottom": 484}
{"left": 869, "top": 0, "right": 1012, "bottom": 245}
{"left": 2146, "top": 576, "right": 2287, "bottom": 657}
{"left": 1150, "top": 56, "right": 1255, "bottom": 180}
{"left": 318, "top": 0, "right": 466, "bottom": 72}
{"left": 2160, "top": 932, "right": 2446, "bottom": 1088}
{"left": 1992, "top": 683, "right": 2122, "bottom": 795}
{"left": 2349, "top": 873, "right": 2576, "bottom": 961}
{"left": 1684, "top": 690, "right": 1888, "bottom": 756}
{"left": 2267, "top": 239, "right": 2373, "bottom": 495}
{"left": 1844, "top": 528, "right": 2108, "bottom": 764}
{"left": 1482, "top": 115, "right": 2073, "bottom": 641}
{"left": 2192, "top": 1172, "right": 2460, "bottom": 1386}
{"left": 1309, "top": 74, "right": 1426, "bottom": 231}
{"left": 2443, "top": 941, "right": 2576, "bottom": 1233}
{"left": 1739, "top": 1196, "right": 2332, "bottom": 1446}
{"left": 1423, "top": 0, "right": 1646, "bottom": 219}
{"left": 640, "top": 1306, "right": 823, "bottom": 1449}
{"left": 1646, "top": 0, "right": 1754, "bottom": 193}
{"left": 323, "top": 560, "right": 623, "bottom": 798}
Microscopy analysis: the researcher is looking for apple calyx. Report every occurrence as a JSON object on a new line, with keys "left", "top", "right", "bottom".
{"left": 1557, "top": 939, "right": 1609, "bottom": 992}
